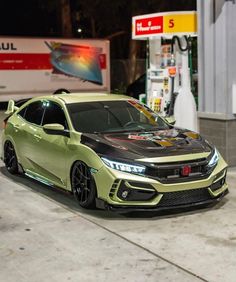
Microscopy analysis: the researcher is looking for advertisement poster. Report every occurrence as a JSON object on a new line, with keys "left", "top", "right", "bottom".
{"left": 0, "top": 38, "right": 110, "bottom": 95}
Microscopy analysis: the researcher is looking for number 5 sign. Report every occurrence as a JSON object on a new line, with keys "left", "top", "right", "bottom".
{"left": 132, "top": 11, "right": 197, "bottom": 39}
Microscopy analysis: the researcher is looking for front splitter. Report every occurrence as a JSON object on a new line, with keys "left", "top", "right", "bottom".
{"left": 96, "top": 189, "right": 229, "bottom": 213}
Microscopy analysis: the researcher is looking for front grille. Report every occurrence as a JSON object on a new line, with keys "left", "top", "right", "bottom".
{"left": 158, "top": 188, "right": 212, "bottom": 207}
{"left": 146, "top": 158, "right": 211, "bottom": 183}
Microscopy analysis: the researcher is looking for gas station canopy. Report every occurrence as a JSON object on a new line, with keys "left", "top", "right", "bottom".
{"left": 132, "top": 11, "right": 197, "bottom": 40}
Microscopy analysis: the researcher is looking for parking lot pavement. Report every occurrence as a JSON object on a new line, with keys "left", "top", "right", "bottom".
{"left": 0, "top": 110, "right": 5, "bottom": 129}
{"left": 0, "top": 161, "right": 205, "bottom": 282}
{"left": 0, "top": 162, "right": 236, "bottom": 282}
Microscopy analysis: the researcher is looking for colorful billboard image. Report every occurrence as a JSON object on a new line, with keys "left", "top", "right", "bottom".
{"left": 45, "top": 41, "right": 103, "bottom": 85}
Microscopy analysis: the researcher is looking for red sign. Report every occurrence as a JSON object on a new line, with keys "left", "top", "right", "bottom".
{"left": 99, "top": 54, "right": 107, "bottom": 69}
{"left": 181, "top": 165, "right": 192, "bottom": 176}
{"left": 0, "top": 53, "right": 51, "bottom": 70}
{"left": 135, "top": 16, "right": 163, "bottom": 36}
{"left": 0, "top": 53, "right": 106, "bottom": 70}
{"left": 132, "top": 12, "right": 197, "bottom": 39}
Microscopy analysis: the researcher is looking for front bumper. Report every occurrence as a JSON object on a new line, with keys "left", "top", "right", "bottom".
{"left": 96, "top": 188, "right": 229, "bottom": 212}
{"left": 93, "top": 154, "right": 228, "bottom": 211}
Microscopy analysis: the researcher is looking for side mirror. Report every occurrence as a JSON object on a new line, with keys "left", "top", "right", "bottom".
{"left": 165, "top": 116, "right": 176, "bottom": 125}
{"left": 5, "top": 100, "right": 19, "bottom": 115}
{"left": 43, "top": 123, "right": 70, "bottom": 137}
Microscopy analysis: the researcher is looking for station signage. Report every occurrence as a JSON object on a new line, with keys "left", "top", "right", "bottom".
{"left": 132, "top": 11, "right": 197, "bottom": 39}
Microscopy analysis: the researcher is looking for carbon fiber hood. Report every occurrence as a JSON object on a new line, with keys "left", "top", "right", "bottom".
{"left": 81, "top": 128, "right": 212, "bottom": 160}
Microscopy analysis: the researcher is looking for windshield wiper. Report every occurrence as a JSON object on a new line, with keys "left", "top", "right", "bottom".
{"left": 92, "top": 131, "right": 104, "bottom": 134}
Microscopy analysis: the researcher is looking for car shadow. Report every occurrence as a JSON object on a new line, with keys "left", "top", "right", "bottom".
{"left": 0, "top": 166, "right": 229, "bottom": 220}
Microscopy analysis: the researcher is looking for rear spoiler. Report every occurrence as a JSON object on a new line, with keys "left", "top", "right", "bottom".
{"left": 5, "top": 100, "right": 19, "bottom": 115}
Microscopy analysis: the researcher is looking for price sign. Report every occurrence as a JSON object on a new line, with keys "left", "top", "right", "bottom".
{"left": 132, "top": 11, "right": 197, "bottom": 39}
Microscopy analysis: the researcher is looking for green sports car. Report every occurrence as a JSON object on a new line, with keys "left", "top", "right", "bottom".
{"left": 1, "top": 93, "right": 228, "bottom": 211}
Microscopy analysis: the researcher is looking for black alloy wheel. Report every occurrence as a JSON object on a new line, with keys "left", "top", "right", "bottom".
{"left": 71, "top": 161, "right": 96, "bottom": 209}
{"left": 4, "top": 141, "right": 19, "bottom": 174}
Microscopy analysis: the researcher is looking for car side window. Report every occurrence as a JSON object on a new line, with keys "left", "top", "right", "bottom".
{"left": 42, "top": 101, "right": 68, "bottom": 129}
{"left": 17, "top": 106, "right": 27, "bottom": 119}
{"left": 24, "top": 101, "right": 45, "bottom": 125}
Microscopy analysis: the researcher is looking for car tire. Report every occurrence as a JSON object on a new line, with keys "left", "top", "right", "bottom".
{"left": 71, "top": 161, "right": 97, "bottom": 209}
{"left": 4, "top": 141, "right": 19, "bottom": 174}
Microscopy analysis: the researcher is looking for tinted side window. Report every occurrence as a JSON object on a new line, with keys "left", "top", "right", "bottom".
{"left": 17, "top": 106, "right": 27, "bottom": 118}
{"left": 42, "top": 102, "right": 68, "bottom": 128}
{"left": 24, "top": 101, "right": 44, "bottom": 125}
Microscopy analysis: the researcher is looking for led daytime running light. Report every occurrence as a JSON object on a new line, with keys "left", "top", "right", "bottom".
{"left": 101, "top": 157, "right": 145, "bottom": 175}
{"left": 208, "top": 148, "right": 219, "bottom": 167}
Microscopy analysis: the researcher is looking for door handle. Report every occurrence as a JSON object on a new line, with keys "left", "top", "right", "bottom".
{"left": 34, "top": 134, "right": 42, "bottom": 140}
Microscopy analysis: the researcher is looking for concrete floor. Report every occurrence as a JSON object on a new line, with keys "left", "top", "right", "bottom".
{"left": 0, "top": 110, "right": 236, "bottom": 282}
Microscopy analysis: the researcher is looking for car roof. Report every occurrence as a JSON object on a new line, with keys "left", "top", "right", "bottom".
{"left": 50, "top": 93, "right": 132, "bottom": 104}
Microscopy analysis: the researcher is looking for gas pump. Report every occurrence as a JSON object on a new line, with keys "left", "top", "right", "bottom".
{"left": 132, "top": 11, "right": 198, "bottom": 131}
{"left": 147, "top": 40, "right": 180, "bottom": 117}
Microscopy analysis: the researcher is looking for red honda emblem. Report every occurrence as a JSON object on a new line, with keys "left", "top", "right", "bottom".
{"left": 181, "top": 165, "right": 191, "bottom": 176}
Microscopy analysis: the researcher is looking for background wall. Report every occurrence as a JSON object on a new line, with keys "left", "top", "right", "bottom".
{"left": 197, "top": 0, "right": 236, "bottom": 165}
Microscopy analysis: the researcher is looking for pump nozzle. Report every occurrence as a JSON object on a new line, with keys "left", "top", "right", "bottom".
{"left": 170, "top": 54, "right": 175, "bottom": 66}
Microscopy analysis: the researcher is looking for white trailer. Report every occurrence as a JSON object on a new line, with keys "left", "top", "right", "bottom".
{"left": 0, "top": 37, "right": 110, "bottom": 101}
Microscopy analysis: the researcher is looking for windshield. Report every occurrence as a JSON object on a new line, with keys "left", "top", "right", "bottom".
{"left": 67, "top": 100, "right": 170, "bottom": 133}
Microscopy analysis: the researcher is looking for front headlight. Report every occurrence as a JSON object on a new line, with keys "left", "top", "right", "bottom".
{"left": 208, "top": 148, "right": 219, "bottom": 167}
{"left": 101, "top": 157, "right": 146, "bottom": 175}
